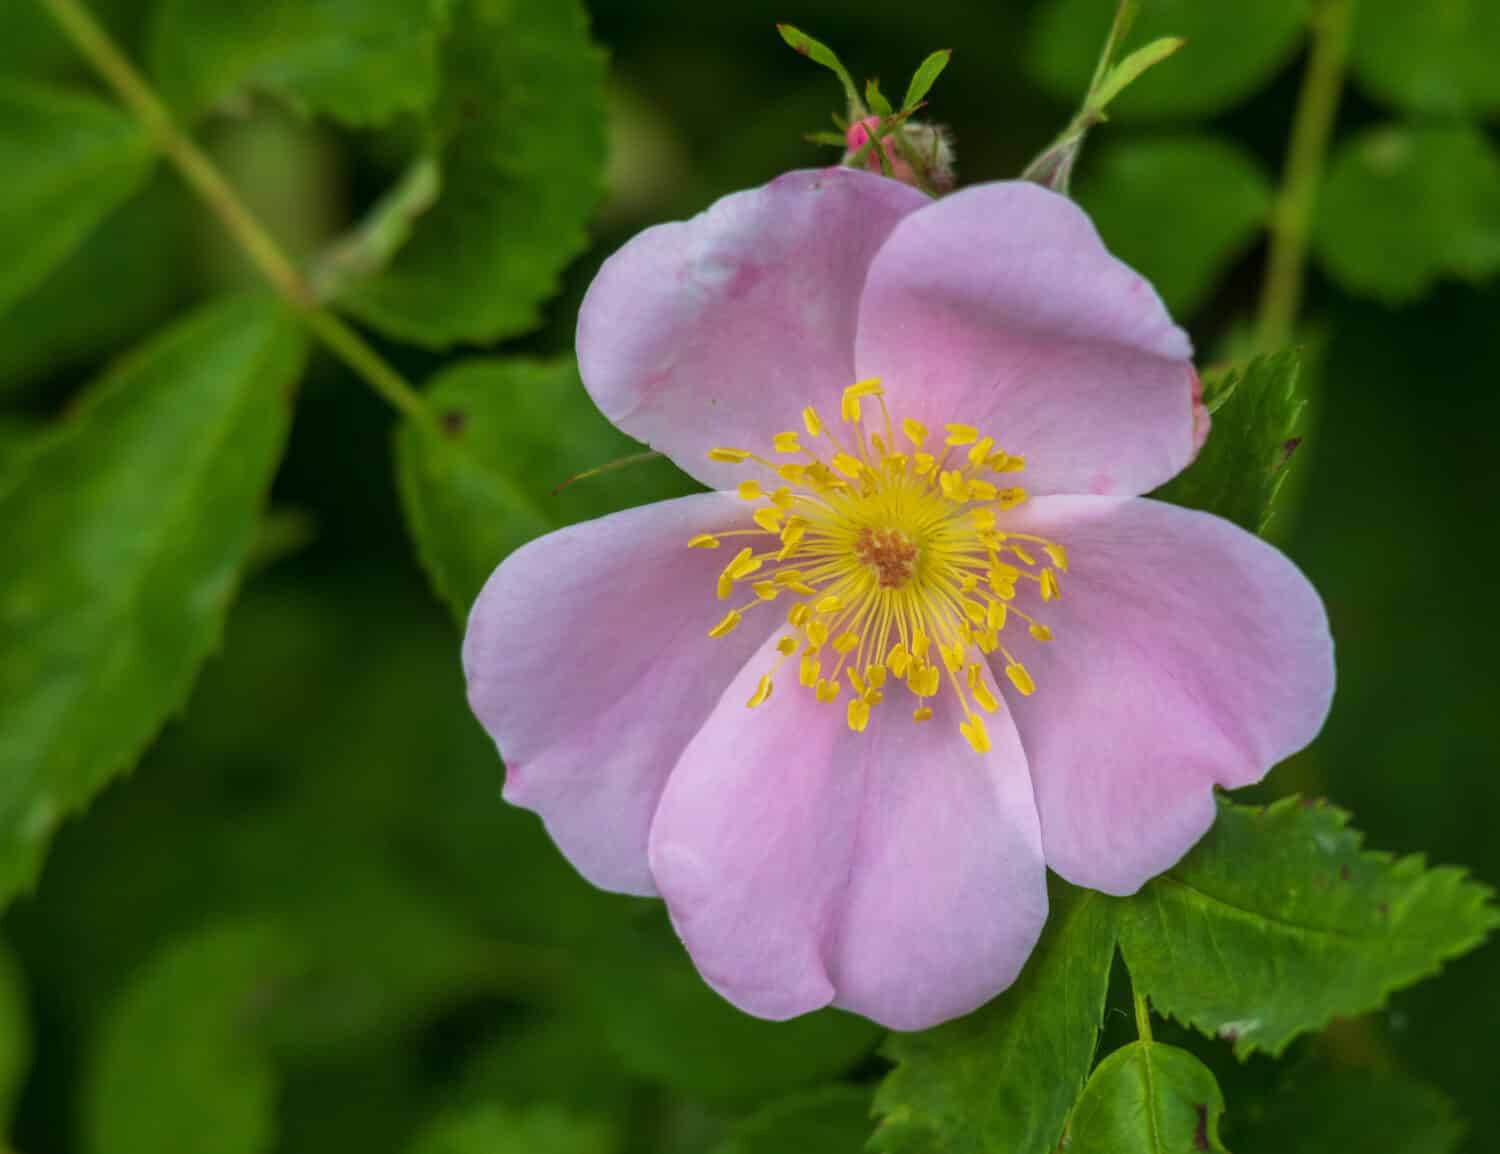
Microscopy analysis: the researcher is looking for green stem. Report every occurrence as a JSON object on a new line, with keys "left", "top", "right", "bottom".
{"left": 1133, "top": 985, "right": 1154, "bottom": 1043}
{"left": 1254, "top": 0, "right": 1354, "bottom": 353}
{"left": 36, "top": 0, "right": 431, "bottom": 423}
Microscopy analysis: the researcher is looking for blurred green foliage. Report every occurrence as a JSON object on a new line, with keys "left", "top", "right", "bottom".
{"left": 1, "top": 0, "right": 1498, "bottom": 1152}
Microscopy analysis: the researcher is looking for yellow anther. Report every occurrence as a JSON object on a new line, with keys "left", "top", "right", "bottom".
{"left": 939, "top": 470, "right": 970, "bottom": 502}
{"left": 864, "top": 688, "right": 884, "bottom": 706}
{"left": 776, "top": 464, "right": 807, "bottom": 483}
{"left": 752, "top": 581, "right": 780, "bottom": 601}
{"left": 915, "top": 664, "right": 941, "bottom": 697}
{"left": 902, "top": 417, "right": 929, "bottom": 447}
{"left": 708, "top": 447, "right": 752, "bottom": 462}
{"left": 773, "top": 431, "right": 802, "bottom": 454}
{"left": 997, "top": 488, "right": 1028, "bottom": 510}
{"left": 976, "top": 628, "right": 999, "bottom": 654}
{"left": 776, "top": 636, "right": 799, "bottom": 656}
{"left": 913, "top": 706, "right": 934, "bottom": 722}
{"left": 747, "top": 675, "right": 774, "bottom": 708}
{"left": 806, "top": 620, "right": 829, "bottom": 647}
{"left": 1006, "top": 662, "right": 1036, "bottom": 696}
{"left": 770, "top": 486, "right": 794, "bottom": 508}
{"left": 991, "top": 580, "right": 1016, "bottom": 602}
{"left": 967, "top": 437, "right": 995, "bottom": 465}
{"left": 716, "top": 574, "right": 734, "bottom": 600}
{"left": 736, "top": 480, "right": 763, "bottom": 501}
{"left": 1030, "top": 623, "right": 1053, "bottom": 642}
{"left": 888, "top": 645, "right": 912, "bottom": 676}
{"left": 830, "top": 452, "right": 864, "bottom": 479}
{"left": 841, "top": 392, "right": 862, "bottom": 423}
{"left": 991, "top": 453, "right": 1026, "bottom": 473}
{"left": 944, "top": 424, "right": 979, "bottom": 446}
{"left": 816, "top": 678, "right": 842, "bottom": 703}
{"left": 1009, "top": 544, "right": 1036, "bottom": 566}
{"left": 778, "top": 524, "right": 806, "bottom": 556}
{"left": 803, "top": 406, "right": 824, "bottom": 437}
{"left": 847, "top": 696, "right": 871, "bottom": 732}
{"left": 1040, "top": 569, "right": 1061, "bottom": 601}
{"left": 709, "top": 610, "right": 742, "bottom": 638}
{"left": 987, "top": 602, "right": 1008, "bottom": 631}
{"left": 773, "top": 569, "right": 805, "bottom": 586}
{"left": 753, "top": 507, "right": 784, "bottom": 533}
{"left": 847, "top": 668, "right": 867, "bottom": 696}
{"left": 799, "top": 653, "right": 821, "bottom": 686}
{"left": 961, "top": 599, "right": 986, "bottom": 625}
{"left": 973, "top": 681, "right": 1000, "bottom": 713}
{"left": 960, "top": 574, "right": 980, "bottom": 594}
{"left": 966, "top": 663, "right": 982, "bottom": 689}
{"left": 833, "top": 631, "right": 859, "bottom": 654}
{"left": 884, "top": 452, "right": 909, "bottom": 474}
{"left": 1044, "top": 543, "right": 1069, "bottom": 572}
{"left": 990, "top": 562, "right": 1021, "bottom": 585}
{"left": 847, "top": 377, "right": 884, "bottom": 398}
{"left": 960, "top": 714, "right": 991, "bottom": 753}
{"left": 815, "top": 594, "right": 843, "bottom": 615}
{"left": 971, "top": 512, "right": 997, "bottom": 537}
{"left": 912, "top": 630, "right": 931, "bottom": 659}
{"left": 866, "top": 664, "right": 888, "bottom": 689}
{"left": 724, "top": 547, "right": 760, "bottom": 580}
{"left": 969, "top": 479, "right": 998, "bottom": 501}
{"left": 940, "top": 643, "right": 964, "bottom": 672}
{"left": 871, "top": 434, "right": 889, "bottom": 457}
{"left": 788, "top": 603, "right": 811, "bottom": 627}
{"left": 688, "top": 534, "right": 721, "bottom": 549}
{"left": 914, "top": 452, "right": 936, "bottom": 476}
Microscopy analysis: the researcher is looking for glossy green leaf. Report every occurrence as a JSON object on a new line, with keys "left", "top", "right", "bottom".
{"left": 0, "top": 942, "right": 31, "bottom": 1128}
{"left": 0, "top": 0, "right": 153, "bottom": 86}
{"left": 1027, "top": 0, "right": 1306, "bottom": 120}
{"left": 1235, "top": 1065, "right": 1464, "bottom": 1154}
{"left": 1067, "top": 1041, "right": 1228, "bottom": 1154}
{"left": 409, "top": 1106, "right": 615, "bottom": 1154}
{"left": 588, "top": 911, "right": 881, "bottom": 1103}
{"left": 1153, "top": 351, "right": 1303, "bottom": 534}
{"left": 902, "top": 49, "right": 952, "bottom": 112}
{"left": 147, "top": 0, "right": 452, "bottom": 126}
{"left": 1350, "top": 0, "right": 1500, "bottom": 116}
{"left": 712, "top": 1086, "right": 871, "bottom": 1154}
{"left": 1076, "top": 134, "right": 1273, "bottom": 317}
{"left": 0, "top": 173, "right": 186, "bottom": 396}
{"left": 0, "top": 294, "right": 306, "bottom": 909}
{"left": 871, "top": 880, "right": 1117, "bottom": 1154}
{"left": 1119, "top": 798, "right": 1500, "bottom": 1059}
{"left": 1315, "top": 123, "right": 1500, "bottom": 304}
{"left": 1089, "top": 37, "right": 1187, "bottom": 113}
{"left": 777, "top": 23, "right": 862, "bottom": 112}
{"left": 83, "top": 920, "right": 303, "bottom": 1154}
{"left": 396, "top": 357, "right": 695, "bottom": 621}
{"left": 0, "top": 81, "right": 154, "bottom": 321}
{"left": 336, "top": 0, "right": 606, "bottom": 348}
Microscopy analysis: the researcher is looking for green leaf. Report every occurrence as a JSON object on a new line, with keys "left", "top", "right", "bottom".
{"left": 871, "top": 880, "right": 1117, "bottom": 1154}
{"left": 1118, "top": 798, "right": 1500, "bottom": 1059}
{"left": 1235, "top": 1065, "right": 1465, "bottom": 1154}
{"left": 83, "top": 920, "right": 303, "bottom": 1154}
{"left": 147, "top": 0, "right": 452, "bottom": 126}
{"left": 777, "top": 24, "right": 862, "bottom": 113}
{"left": 0, "top": 173, "right": 186, "bottom": 397}
{"left": 335, "top": 0, "right": 606, "bottom": 348}
{"left": 712, "top": 1086, "right": 872, "bottom": 1154}
{"left": 1028, "top": 0, "right": 1306, "bottom": 120}
{"left": 0, "top": 81, "right": 154, "bottom": 321}
{"left": 1089, "top": 37, "right": 1187, "bottom": 112}
{"left": 395, "top": 357, "right": 696, "bottom": 622}
{"left": 902, "top": 49, "right": 952, "bottom": 112}
{"left": 865, "top": 78, "right": 895, "bottom": 119}
{"left": 0, "top": 0, "right": 153, "bottom": 87}
{"left": 1075, "top": 134, "right": 1273, "bottom": 317}
{"left": 589, "top": 910, "right": 881, "bottom": 1102}
{"left": 1152, "top": 351, "right": 1303, "bottom": 534}
{"left": 1314, "top": 123, "right": 1500, "bottom": 304}
{"left": 0, "top": 294, "right": 306, "bottom": 909}
{"left": 409, "top": 1106, "right": 615, "bottom": 1154}
{"left": 1067, "top": 1041, "right": 1228, "bottom": 1153}
{"left": 1350, "top": 0, "right": 1500, "bottom": 116}
{"left": 0, "top": 942, "right": 31, "bottom": 1128}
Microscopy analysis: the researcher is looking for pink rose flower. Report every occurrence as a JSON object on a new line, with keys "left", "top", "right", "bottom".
{"left": 463, "top": 168, "right": 1335, "bottom": 1031}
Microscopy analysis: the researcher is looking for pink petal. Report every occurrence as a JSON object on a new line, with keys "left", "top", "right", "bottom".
{"left": 998, "top": 496, "right": 1335, "bottom": 895}
{"left": 854, "top": 181, "right": 1199, "bottom": 497}
{"left": 648, "top": 635, "right": 1048, "bottom": 1031}
{"left": 577, "top": 168, "right": 928, "bottom": 490}
{"left": 462, "top": 493, "right": 777, "bottom": 896}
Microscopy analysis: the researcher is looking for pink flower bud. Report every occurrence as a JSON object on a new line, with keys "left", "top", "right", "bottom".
{"left": 842, "top": 115, "right": 956, "bottom": 193}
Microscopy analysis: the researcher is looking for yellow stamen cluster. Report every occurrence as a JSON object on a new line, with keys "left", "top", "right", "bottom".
{"left": 694, "top": 378, "right": 1069, "bottom": 754}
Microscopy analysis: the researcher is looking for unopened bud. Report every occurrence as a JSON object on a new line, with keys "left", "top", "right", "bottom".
{"left": 843, "top": 116, "right": 956, "bottom": 194}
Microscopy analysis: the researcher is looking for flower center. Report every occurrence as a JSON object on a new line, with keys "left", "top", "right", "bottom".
{"left": 689, "top": 378, "right": 1069, "bottom": 754}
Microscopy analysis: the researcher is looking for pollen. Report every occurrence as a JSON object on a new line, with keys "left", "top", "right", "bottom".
{"left": 694, "top": 382, "right": 1069, "bottom": 753}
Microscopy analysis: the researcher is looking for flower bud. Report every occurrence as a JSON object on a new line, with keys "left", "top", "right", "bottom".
{"left": 843, "top": 116, "right": 956, "bottom": 193}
